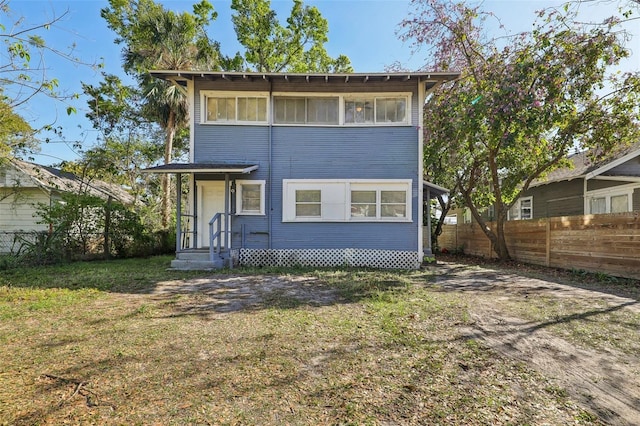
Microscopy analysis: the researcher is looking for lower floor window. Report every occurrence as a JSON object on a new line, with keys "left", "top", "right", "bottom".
{"left": 283, "top": 179, "right": 412, "bottom": 222}
{"left": 236, "top": 180, "right": 266, "bottom": 215}
{"left": 508, "top": 196, "right": 533, "bottom": 220}
{"left": 295, "top": 189, "right": 321, "bottom": 217}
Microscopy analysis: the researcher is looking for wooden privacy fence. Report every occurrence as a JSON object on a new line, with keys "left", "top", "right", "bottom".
{"left": 434, "top": 211, "right": 640, "bottom": 280}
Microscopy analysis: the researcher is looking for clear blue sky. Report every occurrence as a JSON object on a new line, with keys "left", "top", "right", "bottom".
{"left": 5, "top": 0, "right": 638, "bottom": 165}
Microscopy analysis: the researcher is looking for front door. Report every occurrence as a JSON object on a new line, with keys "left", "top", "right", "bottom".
{"left": 197, "top": 181, "right": 229, "bottom": 248}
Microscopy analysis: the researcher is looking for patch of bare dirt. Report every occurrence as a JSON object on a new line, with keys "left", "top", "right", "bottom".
{"left": 151, "top": 274, "right": 341, "bottom": 314}
{"left": 434, "top": 260, "right": 640, "bottom": 426}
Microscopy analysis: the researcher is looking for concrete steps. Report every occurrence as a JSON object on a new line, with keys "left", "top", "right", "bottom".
{"left": 170, "top": 249, "right": 228, "bottom": 270}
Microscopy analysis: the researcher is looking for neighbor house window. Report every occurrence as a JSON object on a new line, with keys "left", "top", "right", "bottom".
{"left": 344, "top": 96, "right": 409, "bottom": 125}
{"left": 508, "top": 197, "right": 533, "bottom": 220}
{"left": 611, "top": 194, "right": 629, "bottom": 213}
{"left": 586, "top": 186, "right": 634, "bottom": 214}
{"left": 463, "top": 208, "right": 472, "bottom": 224}
{"left": 283, "top": 179, "right": 412, "bottom": 222}
{"left": 202, "top": 92, "right": 268, "bottom": 123}
{"left": 589, "top": 197, "right": 607, "bottom": 214}
{"left": 236, "top": 180, "right": 265, "bottom": 215}
{"left": 274, "top": 96, "right": 339, "bottom": 124}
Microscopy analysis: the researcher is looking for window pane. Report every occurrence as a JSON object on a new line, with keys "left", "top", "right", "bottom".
{"left": 611, "top": 194, "right": 628, "bottom": 213}
{"left": 381, "top": 190, "right": 405, "bottom": 204}
{"left": 237, "top": 98, "right": 251, "bottom": 121}
{"left": 241, "top": 184, "right": 261, "bottom": 212}
{"left": 381, "top": 191, "right": 407, "bottom": 218}
{"left": 376, "top": 98, "right": 406, "bottom": 123}
{"left": 222, "top": 98, "right": 235, "bottom": 121}
{"left": 296, "top": 190, "right": 321, "bottom": 202}
{"left": 590, "top": 197, "right": 606, "bottom": 214}
{"left": 275, "top": 98, "right": 306, "bottom": 123}
{"left": 345, "top": 99, "right": 373, "bottom": 124}
{"left": 206, "top": 98, "right": 217, "bottom": 121}
{"left": 381, "top": 204, "right": 406, "bottom": 217}
{"left": 351, "top": 190, "right": 376, "bottom": 203}
{"left": 296, "top": 204, "right": 321, "bottom": 217}
{"left": 257, "top": 98, "right": 267, "bottom": 121}
{"left": 351, "top": 190, "right": 377, "bottom": 217}
{"left": 295, "top": 189, "right": 321, "bottom": 217}
{"left": 307, "top": 98, "right": 338, "bottom": 124}
{"left": 237, "top": 97, "right": 268, "bottom": 122}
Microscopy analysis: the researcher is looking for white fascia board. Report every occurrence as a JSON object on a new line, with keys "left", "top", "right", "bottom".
{"left": 584, "top": 148, "right": 640, "bottom": 180}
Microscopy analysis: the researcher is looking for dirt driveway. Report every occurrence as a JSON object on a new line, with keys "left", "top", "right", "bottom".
{"left": 434, "top": 261, "right": 640, "bottom": 426}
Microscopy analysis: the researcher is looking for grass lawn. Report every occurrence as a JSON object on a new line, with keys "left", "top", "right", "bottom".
{"left": 0, "top": 256, "right": 599, "bottom": 425}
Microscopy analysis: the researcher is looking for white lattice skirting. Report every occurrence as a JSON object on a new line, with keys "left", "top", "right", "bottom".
{"left": 236, "top": 248, "right": 421, "bottom": 269}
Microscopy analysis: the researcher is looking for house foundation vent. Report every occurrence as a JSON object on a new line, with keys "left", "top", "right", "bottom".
{"left": 237, "top": 248, "right": 420, "bottom": 269}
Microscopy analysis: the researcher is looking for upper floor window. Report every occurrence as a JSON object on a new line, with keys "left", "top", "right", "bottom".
{"left": 202, "top": 91, "right": 268, "bottom": 124}
{"left": 274, "top": 97, "right": 339, "bottom": 125}
{"left": 201, "top": 91, "right": 412, "bottom": 126}
{"left": 344, "top": 96, "right": 408, "bottom": 125}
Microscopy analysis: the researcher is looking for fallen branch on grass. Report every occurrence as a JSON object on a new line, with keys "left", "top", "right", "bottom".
{"left": 39, "top": 374, "right": 116, "bottom": 410}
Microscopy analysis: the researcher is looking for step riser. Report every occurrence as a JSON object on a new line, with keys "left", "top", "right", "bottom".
{"left": 170, "top": 259, "right": 225, "bottom": 270}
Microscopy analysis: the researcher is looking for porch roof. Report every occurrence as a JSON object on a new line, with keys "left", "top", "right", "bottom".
{"left": 424, "top": 180, "right": 448, "bottom": 197}
{"left": 142, "top": 163, "right": 259, "bottom": 174}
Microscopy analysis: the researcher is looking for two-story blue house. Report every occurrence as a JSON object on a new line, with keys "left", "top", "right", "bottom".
{"left": 144, "top": 71, "right": 458, "bottom": 269}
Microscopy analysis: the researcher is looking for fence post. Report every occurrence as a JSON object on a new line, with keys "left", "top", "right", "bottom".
{"left": 545, "top": 219, "right": 550, "bottom": 267}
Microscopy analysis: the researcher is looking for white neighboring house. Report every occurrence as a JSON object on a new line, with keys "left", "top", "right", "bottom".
{"left": 0, "top": 159, "right": 134, "bottom": 252}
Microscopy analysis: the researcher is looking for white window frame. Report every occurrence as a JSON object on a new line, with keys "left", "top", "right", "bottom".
{"left": 463, "top": 208, "right": 472, "bottom": 224}
{"left": 348, "top": 182, "right": 410, "bottom": 221}
{"left": 273, "top": 95, "right": 340, "bottom": 125}
{"left": 343, "top": 94, "right": 410, "bottom": 126}
{"left": 236, "top": 180, "right": 266, "bottom": 215}
{"left": 585, "top": 184, "right": 636, "bottom": 214}
{"left": 508, "top": 196, "right": 533, "bottom": 221}
{"left": 201, "top": 91, "right": 269, "bottom": 125}
{"left": 282, "top": 179, "right": 412, "bottom": 223}
{"left": 272, "top": 92, "right": 412, "bottom": 127}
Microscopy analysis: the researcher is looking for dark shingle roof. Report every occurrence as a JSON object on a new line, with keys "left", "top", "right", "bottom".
{"left": 530, "top": 143, "right": 640, "bottom": 187}
{"left": 9, "top": 159, "right": 135, "bottom": 205}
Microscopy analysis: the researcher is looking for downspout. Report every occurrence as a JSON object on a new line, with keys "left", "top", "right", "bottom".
{"left": 224, "top": 172, "right": 231, "bottom": 267}
{"left": 417, "top": 79, "right": 426, "bottom": 261}
{"left": 268, "top": 79, "right": 273, "bottom": 249}
{"left": 425, "top": 188, "right": 432, "bottom": 256}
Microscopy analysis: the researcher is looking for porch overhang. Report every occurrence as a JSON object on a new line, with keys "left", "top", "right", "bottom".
{"left": 423, "top": 181, "right": 449, "bottom": 197}
{"left": 141, "top": 163, "right": 259, "bottom": 174}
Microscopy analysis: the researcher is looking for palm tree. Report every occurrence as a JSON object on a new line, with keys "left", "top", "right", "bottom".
{"left": 102, "top": 0, "right": 220, "bottom": 228}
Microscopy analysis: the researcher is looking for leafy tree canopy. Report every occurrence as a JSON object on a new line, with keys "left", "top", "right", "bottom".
{"left": 230, "top": 0, "right": 352, "bottom": 72}
{"left": 0, "top": 96, "right": 35, "bottom": 160}
{"left": 402, "top": 0, "right": 640, "bottom": 259}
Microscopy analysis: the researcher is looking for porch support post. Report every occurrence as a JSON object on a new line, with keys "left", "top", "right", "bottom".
{"left": 176, "top": 173, "right": 182, "bottom": 253}
{"left": 424, "top": 188, "right": 433, "bottom": 256}
{"left": 224, "top": 173, "right": 230, "bottom": 250}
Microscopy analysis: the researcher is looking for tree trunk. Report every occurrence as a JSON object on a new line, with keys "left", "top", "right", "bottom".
{"left": 432, "top": 195, "right": 451, "bottom": 251}
{"left": 463, "top": 192, "right": 511, "bottom": 261}
{"left": 493, "top": 217, "right": 511, "bottom": 260}
{"left": 160, "top": 111, "right": 176, "bottom": 230}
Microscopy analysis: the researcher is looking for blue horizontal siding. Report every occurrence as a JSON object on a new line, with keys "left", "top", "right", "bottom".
{"left": 192, "top": 77, "right": 423, "bottom": 253}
